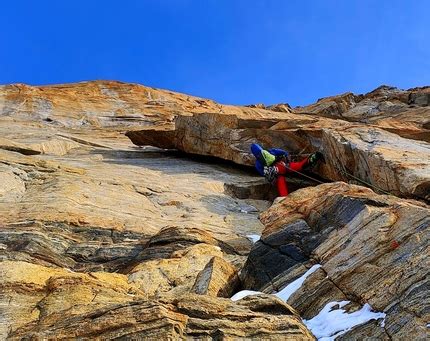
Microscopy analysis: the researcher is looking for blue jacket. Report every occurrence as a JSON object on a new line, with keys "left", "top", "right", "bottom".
{"left": 250, "top": 143, "right": 289, "bottom": 176}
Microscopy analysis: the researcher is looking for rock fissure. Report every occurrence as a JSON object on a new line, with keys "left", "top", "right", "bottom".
{"left": 1, "top": 81, "right": 428, "bottom": 340}
{"left": 317, "top": 265, "right": 362, "bottom": 305}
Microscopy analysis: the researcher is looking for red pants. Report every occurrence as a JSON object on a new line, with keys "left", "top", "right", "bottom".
{"left": 275, "top": 158, "right": 309, "bottom": 196}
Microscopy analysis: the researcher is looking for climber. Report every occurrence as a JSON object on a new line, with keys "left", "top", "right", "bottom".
{"left": 250, "top": 143, "right": 324, "bottom": 197}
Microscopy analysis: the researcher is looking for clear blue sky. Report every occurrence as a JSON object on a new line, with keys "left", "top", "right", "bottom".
{"left": 1, "top": 1, "right": 429, "bottom": 106}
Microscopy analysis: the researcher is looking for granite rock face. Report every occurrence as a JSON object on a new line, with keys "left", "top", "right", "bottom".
{"left": 128, "top": 112, "right": 430, "bottom": 202}
{"left": 9, "top": 294, "right": 313, "bottom": 340}
{"left": 1, "top": 81, "right": 429, "bottom": 340}
{"left": 240, "top": 182, "right": 429, "bottom": 339}
{"left": 294, "top": 85, "right": 430, "bottom": 142}
{"left": 0, "top": 81, "right": 313, "bottom": 339}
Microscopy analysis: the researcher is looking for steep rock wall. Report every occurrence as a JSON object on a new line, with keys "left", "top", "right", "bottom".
{"left": 240, "top": 182, "right": 429, "bottom": 339}
{"left": 127, "top": 112, "right": 430, "bottom": 202}
{"left": 1, "top": 81, "right": 429, "bottom": 340}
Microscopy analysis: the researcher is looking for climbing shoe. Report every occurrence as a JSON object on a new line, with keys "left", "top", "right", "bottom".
{"left": 308, "top": 151, "right": 325, "bottom": 167}
{"left": 263, "top": 165, "right": 278, "bottom": 183}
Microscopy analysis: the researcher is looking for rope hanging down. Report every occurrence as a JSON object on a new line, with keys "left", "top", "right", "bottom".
{"left": 277, "top": 141, "right": 394, "bottom": 195}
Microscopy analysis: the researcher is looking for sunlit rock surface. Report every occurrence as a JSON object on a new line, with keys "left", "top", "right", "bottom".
{"left": 128, "top": 112, "right": 430, "bottom": 202}
{"left": 240, "top": 182, "right": 429, "bottom": 339}
{"left": 1, "top": 81, "right": 429, "bottom": 339}
{"left": 0, "top": 81, "right": 311, "bottom": 339}
{"left": 294, "top": 85, "right": 430, "bottom": 142}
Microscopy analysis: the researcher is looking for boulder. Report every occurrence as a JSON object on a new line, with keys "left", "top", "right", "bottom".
{"left": 240, "top": 182, "right": 429, "bottom": 339}
{"left": 8, "top": 292, "right": 315, "bottom": 340}
{"left": 191, "top": 256, "right": 240, "bottom": 297}
{"left": 294, "top": 92, "right": 361, "bottom": 118}
{"left": 128, "top": 243, "right": 225, "bottom": 297}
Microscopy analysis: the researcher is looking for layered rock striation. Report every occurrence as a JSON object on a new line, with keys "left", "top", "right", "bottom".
{"left": 128, "top": 112, "right": 430, "bottom": 202}
{"left": 1, "top": 81, "right": 429, "bottom": 339}
{"left": 240, "top": 182, "right": 429, "bottom": 339}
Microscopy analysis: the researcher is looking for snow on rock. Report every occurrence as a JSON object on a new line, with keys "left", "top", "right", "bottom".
{"left": 231, "top": 290, "right": 263, "bottom": 301}
{"left": 232, "top": 263, "right": 387, "bottom": 339}
{"left": 232, "top": 265, "right": 386, "bottom": 340}
{"left": 303, "top": 301, "right": 386, "bottom": 341}
{"left": 232, "top": 264, "right": 321, "bottom": 302}
{"left": 246, "top": 234, "right": 260, "bottom": 243}
{"left": 274, "top": 264, "right": 321, "bottom": 301}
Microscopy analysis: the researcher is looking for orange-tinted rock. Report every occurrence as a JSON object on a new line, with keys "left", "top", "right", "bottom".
{"left": 1, "top": 80, "right": 429, "bottom": 340}
{"left": 191, "top": 256, "right": 240, "bottom": 297}
{"left": 241, "top": 182, "right": 429, "bottom": 340}
{"left": 294, "top": 85, "right": 430, "bottom": 142}
{"left": 128, "top": 112, "right": 430, "bottom": 202}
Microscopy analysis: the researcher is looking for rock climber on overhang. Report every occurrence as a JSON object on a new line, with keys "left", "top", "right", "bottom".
{"left": 251, "top": 143, "right": 324, "bottom": 197}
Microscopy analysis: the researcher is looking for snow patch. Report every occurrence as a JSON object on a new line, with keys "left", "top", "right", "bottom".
{"left": 303, "top": 301, "right": 386, "bottom": 340}
{"left": 231, "top": 264, "right": 321, "bottom": 302}
{"left": 231, "top": 290, "right": 263, "bottom": 301}
{"left": 246, "top": 234, "right": 260, "bottom": 243}
{"left": 274, "top": 264, "right": 321, "bottom": 301}
{"left": 230, "top": 264, "right": 387, "bottom": 340}
{"left": 123, "top": 238, "right": 139, "bottom": 242}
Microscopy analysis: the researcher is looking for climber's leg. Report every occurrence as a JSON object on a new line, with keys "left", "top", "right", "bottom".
{"left": 251, "top": 143, "right": 264, "bottom": 159}
{"left": 276, "top": 175, "right": 289, "bottom": 196}
{"left": 288, "top": 158, "right": 309, "bottom": 172}
{"left": 255, "top": 159, "right": 265, "bottom": 176}
{"left": 272, "top": 158, "right": 308, "bottom": 177}
{"left": 272, "top": 159, "right": 302, "bottom": 196}
{"left": 273, "top": 160, "right": 288, "bottom": 174}
{"left": 251, "top": 143, "right": 267, "bottom": 176}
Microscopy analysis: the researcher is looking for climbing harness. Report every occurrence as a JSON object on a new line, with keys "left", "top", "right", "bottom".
{"left": 254, "top": 143, "right": 394, "bottom": 196}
